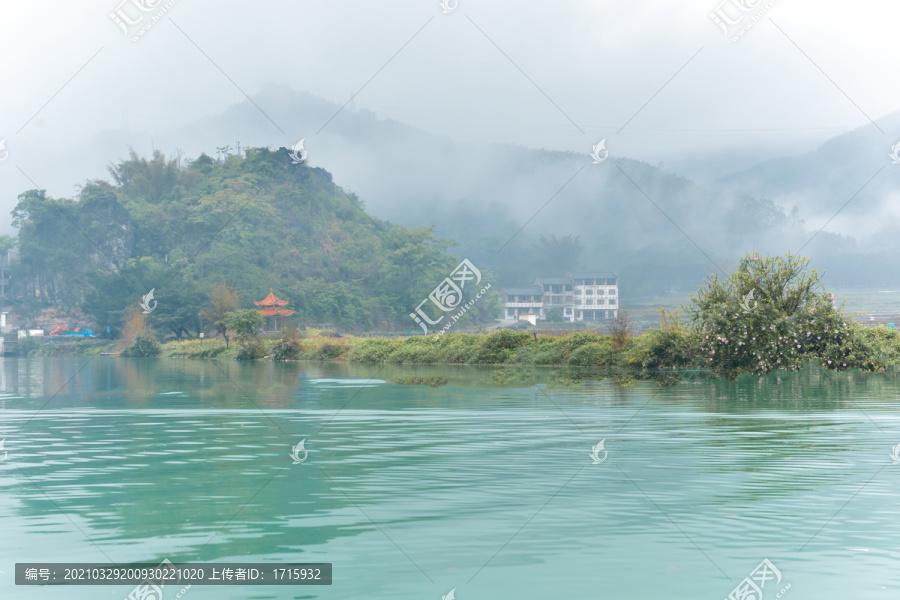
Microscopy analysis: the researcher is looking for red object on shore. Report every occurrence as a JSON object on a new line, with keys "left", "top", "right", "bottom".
{"left": 254, "top": 288, "right": 295, "bottom": 330}
{"left": 49, "top": 325, "right": 95, "bottom": 337}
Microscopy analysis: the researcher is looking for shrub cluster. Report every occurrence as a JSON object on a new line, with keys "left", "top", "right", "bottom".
{"left": 121, "top": 333, "right": 162, "bottom": 357}
{"left": 346, "top": 329, "right": 632, "bottom": 366}
{"left": 687, "top": 254, "right": 892, "bottom": 378}
{"left": 271, "top": 335, "right": 303, "bottom": 361}
{"left": 17, "top": 336, "right": 42, "bottom": 357}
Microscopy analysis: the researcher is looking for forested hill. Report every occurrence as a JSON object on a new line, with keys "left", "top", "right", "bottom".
{"left": 9, "top": 148, "right": 480, "bottom": 335}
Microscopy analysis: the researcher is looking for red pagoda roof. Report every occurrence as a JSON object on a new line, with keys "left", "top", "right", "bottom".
{"left": 254, "top": 288, "right": 290, "bottom": 307}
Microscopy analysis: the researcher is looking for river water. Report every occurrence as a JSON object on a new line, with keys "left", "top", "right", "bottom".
{"left": 1, "top": 358, "right": 899, "bottom": 599}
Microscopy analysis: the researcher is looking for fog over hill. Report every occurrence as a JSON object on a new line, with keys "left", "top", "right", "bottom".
{"left": 719, "top": 110, "right": 900, "bottom": 251}
{"left": 168, "top": 86, "right": 900, "bottom": 294}
{"left": 4, "top": 85, "right": 899, "bottom": 297}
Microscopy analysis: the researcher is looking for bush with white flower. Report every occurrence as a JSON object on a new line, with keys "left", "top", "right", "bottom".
{"left": 688, "top": 254, "right": 849, "bottom": 378}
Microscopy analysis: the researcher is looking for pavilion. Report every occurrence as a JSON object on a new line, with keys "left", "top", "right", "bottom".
{"left": 254, "top": 289, "right": 295, "bottom": 332}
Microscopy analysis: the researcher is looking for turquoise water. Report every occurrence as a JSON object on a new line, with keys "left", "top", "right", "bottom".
{"left": 1, "top": 358, "right": 900, "bottom": 599}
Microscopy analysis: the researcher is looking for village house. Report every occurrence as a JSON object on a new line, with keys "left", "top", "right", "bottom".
{"left": 500, "top": 272, "right": 618, "bottom": 323}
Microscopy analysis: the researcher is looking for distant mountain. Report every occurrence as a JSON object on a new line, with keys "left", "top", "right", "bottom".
{"left": 718, "top": 111, "right": 900, "bottom": 254}
{"left": 12, "top": 83, "right": 896, "bottom": 307}
{"left": 165, "top": 84, "right": 829, "bottom": 296}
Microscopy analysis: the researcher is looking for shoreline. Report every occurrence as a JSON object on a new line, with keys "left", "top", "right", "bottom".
{"left": 15, "top": 325, "right": 900, "bottom": 383}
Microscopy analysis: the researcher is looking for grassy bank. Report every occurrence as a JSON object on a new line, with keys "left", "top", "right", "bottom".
{"left": 20, "top": 322, "right": 900, "bottom": 379}
{"left": 19, "top": 324, "right": 900, "bottom": 386}
{"left": 149, "top": 329, "right": 690, "bottom": 369}
{"left": 155, "top": 335, "right": 354, "bottom": 361}
{"left": 161, "top": 323, "right": 900, "bottom": 374}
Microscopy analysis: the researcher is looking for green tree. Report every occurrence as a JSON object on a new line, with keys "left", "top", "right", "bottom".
{"left": 120, "top": 332, "right": 161, "bottom": 357}
{"left": 207, "top": 282, "right": 240, "bottom": 348}
{"left": 0, "top": 235, "right": 16, "bottom": 256}
{"left": 224, "top": 309, "right": 266, "bottom": 360}
{"left": 377, "top": 225, "right": 457, "bottom": 322}
{"left": 11, "top": 147, "right": 471, "bottom": 335}
{"left": 224, "top": 309, "right": 265, "bottom": 338}
{"left": 11, "top": 189, "right": 87, "bottom": 305}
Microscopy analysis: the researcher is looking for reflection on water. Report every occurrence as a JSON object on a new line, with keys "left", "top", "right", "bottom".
{"left": 1, "top": 359, "right": 899, "bottom": 599}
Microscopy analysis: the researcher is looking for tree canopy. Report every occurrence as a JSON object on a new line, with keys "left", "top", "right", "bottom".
{"left": 8, "top": 148, "right": 487, "bottom": 336}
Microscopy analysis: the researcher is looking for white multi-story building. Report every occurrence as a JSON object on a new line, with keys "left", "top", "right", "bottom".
{"left": 500, "top": 272, "right": 618, "bottom": 322}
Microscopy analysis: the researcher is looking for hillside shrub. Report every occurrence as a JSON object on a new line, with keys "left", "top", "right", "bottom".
{"left": 17, "top": 336, "right": 42, "bottom": 357}
{"left": 388, "top": 337, "right": 440, "bottom": 363}
{"left": 346, "top": 338, "right": 395, "bottom": 362}
{"left": 121, "top": 333, "right": 161, "bottom": 357}
{"left": 821, "top": 324, "right": 900, "bottom": 372}
{"left": 556, "top": 331, "right": 599, "bottom": 356}
{"left": 236, "top": 338, "right": 267, "bottom": 360}
{"left": 470, "top": 330, "right": 532, "bottom": 364}
{"left": 314, "top": 342, "right": 349, "bottom": 360}
{"left": 626, "top": 329, "right": 695, "bottom": 369}
{"left": 438, "top": 333, "right": 480, "bottom": 364}
{"left": 567, "top": 338, "right": 623, "bottom": 367}
{"left": 272, "top": 336, "right": 303, "bottom": 361}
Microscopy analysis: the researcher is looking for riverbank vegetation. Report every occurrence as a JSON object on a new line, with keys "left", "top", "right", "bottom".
{"left": 20, "top": 253, "right": 900, "bottom": 382}
{"left": 24, "top": 316, "right": 900, "bottom": 383}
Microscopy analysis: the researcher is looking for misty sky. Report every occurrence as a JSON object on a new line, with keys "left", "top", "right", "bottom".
{"left": 1, "top": 0, "right": 898, "bottom": 235}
